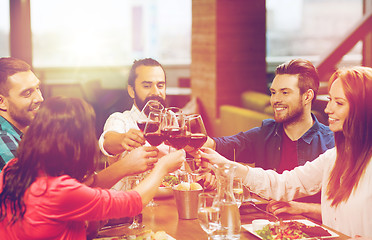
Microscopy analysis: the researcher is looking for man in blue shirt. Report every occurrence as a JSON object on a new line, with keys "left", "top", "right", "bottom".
{"left": 0, "top": 57, "right": 44, "bottom": 170}
{"left": 205, "top": 59, "right": 334, "bottom": 171}
{"left": 203, "top": 59, "right": 334, "bottom": 220}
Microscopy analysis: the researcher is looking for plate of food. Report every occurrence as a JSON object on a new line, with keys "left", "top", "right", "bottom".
{"left": 242, "top": 219, "right": 339, "bottom": 240}
{"left": 96, "top": 229, "right": 175, "bottom": 240}
{"left": 154, "top": 175, "right": 179, "bottom": 199}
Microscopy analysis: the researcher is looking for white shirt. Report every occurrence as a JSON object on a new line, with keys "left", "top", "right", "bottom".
{"left": 244, "top": 147, "right": 372, "bottom": 238}
{"left": 99, "top": 105, "right": 141, "bottom": 156}
{"left": 99, "top": 104, "right": 170, "bottom": 191}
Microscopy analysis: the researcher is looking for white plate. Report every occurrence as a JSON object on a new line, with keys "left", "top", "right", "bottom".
{"left": 242, "top": 219, "right": 339, "bottom": 239}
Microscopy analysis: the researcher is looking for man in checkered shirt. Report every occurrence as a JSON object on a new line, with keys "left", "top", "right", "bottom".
{"left": 0, "top": 57, "right": 44, "bottom": 171}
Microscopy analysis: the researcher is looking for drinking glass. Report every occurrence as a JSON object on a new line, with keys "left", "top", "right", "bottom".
{"left": 233, "top": 178, "right": 244, "bottom": 208}
{"left": 185, "top": 114, "right": 209, "bottom": 174}
{"left": 161, "top": 108, "right": 189, "bottom": 150}
{"left": 197, "top": 193, "right": 221, "bottom": 240}
{"left": 137, "top": 100, "right": 164, "bottom": 131}
{"left": 143, "top": 111, "right": 164, "bottom": 146}
{"left": 125, "top": 176, "right": 144, "bottom": 229}
{"left": 186, "top": 114, "right": 208, "bottom": 150}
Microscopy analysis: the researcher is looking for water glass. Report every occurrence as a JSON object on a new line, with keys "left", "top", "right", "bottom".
{"left": 233, "top": 178, "right": 243, "bottom": 208}
{"left": 197, "top": 193, "right": 221, "bottom": 239}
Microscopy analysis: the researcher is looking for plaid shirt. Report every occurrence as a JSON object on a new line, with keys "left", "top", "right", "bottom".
{"left": 0, "top": 116, "right": 22, "bottom": 171}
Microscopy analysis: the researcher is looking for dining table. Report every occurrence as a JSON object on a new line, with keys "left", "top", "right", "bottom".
{"left": 94, "top": 192, "right": 350, "bottom": 240}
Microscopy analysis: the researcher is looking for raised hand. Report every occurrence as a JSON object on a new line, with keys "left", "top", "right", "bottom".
{"left": 118, "top": 146, "right": 159, "bottom": 175}
{"left": 156, "top": 149, "right": 186, "bottom": 174}
{"left": 119, "top": 128, "right": 146, "bottom": 151}
{"left": 198, "top": 147, "right": 230, "bottom": 165}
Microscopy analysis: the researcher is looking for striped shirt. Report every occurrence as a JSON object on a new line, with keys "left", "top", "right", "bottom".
{"left": 0, "top": 116, "right": 23, "bottom": 171}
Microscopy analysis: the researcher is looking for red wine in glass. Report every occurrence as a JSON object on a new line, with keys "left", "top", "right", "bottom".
{"left": 188, "top": 133, "right": 207, "bottom": 149}
{"left": 168, "top": 134, "right": 191, "bottom": 149}
{"left": 138, "top": 121, "right": 159, "bottom": 133}
{"left": 137, "top": 121, "right": 147, "bottom": 131}
{"left": 144, "top": 132, "right": 165, "bottom": 146}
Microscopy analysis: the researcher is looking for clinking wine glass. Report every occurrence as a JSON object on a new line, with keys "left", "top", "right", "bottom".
{"left": 137, "top": 100, "right": 164, "bottom": 131}
{"left": 162, "top": 108, "right": 190, "bottom": 150}
{"left": 142, "top": 112, "right": 163, "bottom": 207}
{"left": 126, "top": 176, "right": 144, "bottom": 229}
{"left": 197, "top": 193, "right": 221, "bottom": 240}
{"left": 185, "top": 114, "right": 209, "bottom": 174}
{"left": 143, "top": 111, "right": 164, "bottom": 147}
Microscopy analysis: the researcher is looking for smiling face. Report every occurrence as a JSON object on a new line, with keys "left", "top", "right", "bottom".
{"left": 128, "top": 65, "right": 166, "bottom": 111}
{"left": 270, "top": 74, "right": 306, "bottom": 124}
{"left": 0, "top": 70, "right": 44, "bottom": 131}
{"left": 324, "top": 78, "right": 349, "bottom": 133}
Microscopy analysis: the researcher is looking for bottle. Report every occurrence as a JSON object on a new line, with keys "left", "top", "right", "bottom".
{"left": 212, "top": 163, "right": 241, "bottom": 240}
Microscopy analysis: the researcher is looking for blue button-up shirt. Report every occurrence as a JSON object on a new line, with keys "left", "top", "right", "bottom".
{"left": 214, "top": 114, "right": 335, "bottom": 170}
{"left": 0, "top": 116, "right": 22, "bottom": 171}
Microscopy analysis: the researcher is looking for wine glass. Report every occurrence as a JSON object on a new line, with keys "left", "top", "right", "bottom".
{"left": 162, "top": 108, "right": 190, "bottom": 150}
{"left": 185, "top": 114, "right": 209, "bottom": 174}
{"left": 125, "top": 176, "right": 144, "bottom": 229}
{"left": 197, "top": 193, "right": 221, "bottom": 240}
{"left": 137, "top": 100, "right": 164, "bottom": 131}
{"left": 186, "top": 114, "right": 208, "bottom": 150}
{"left": 143, "top": 111, "right": 164, "bottom": 147}
{"left": 233, "top": 178, "right": 244, "bottom": 208}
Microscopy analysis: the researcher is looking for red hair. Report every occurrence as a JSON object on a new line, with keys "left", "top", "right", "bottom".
{"left": 327, "top": 66, "right": 372, "bottom": 206}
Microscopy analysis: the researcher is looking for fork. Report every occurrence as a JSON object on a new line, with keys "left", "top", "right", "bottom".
{"left": 247, "top": 201, "right": 280, "bottom": 222}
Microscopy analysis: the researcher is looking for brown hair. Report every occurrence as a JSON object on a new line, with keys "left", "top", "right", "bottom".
{"left": 326, "top": 66, "right": 372, "bottom": 206}
{"left": 127, "top": 58, "right": 166, "bottom": 88}
{"left": 0, "top": 57, "right": 31, "bottom": 96}
{"left": 275, "top": 59, "right": 319, "bottom": 104}
{"left": 0, "top": 97, "right": 99, "bottom": 223}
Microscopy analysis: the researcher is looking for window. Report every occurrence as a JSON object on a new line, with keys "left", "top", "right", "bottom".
{"left": 31, "top": 0, "right": 191, "bottom": 67}
{"left": 0, "top": 0, "right": 10, "bottom": 57}
{"left": 266, "top": 0, "right": 363, "bottom": 70}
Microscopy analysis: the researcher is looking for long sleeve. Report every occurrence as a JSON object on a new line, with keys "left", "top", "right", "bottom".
{"left": 0, "top": 174, "right": 143, "bottom": 239}
{"left": 243, "top": 148, "right": 332, "bottom": 201}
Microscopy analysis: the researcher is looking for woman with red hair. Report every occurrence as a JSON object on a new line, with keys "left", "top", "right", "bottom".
{"left": 200, "top": 66, "right": 372, "bottom": 239}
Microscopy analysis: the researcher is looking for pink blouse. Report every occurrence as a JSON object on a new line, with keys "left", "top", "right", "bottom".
{"left": 0, "top": 163, "right": 142, "bottom": 239}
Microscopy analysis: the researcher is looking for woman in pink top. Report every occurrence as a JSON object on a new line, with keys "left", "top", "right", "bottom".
{"left": 0, "top": 97, "right": 185, "bottom": 239}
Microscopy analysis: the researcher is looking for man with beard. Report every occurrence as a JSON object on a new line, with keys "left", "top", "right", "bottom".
{"left": 201, "top": 59, "right": 335, "bottom": 220}
{"left": 204, "top": 59, "right": 334, "bottom": 171}
{"left": 0, "top": 57, "right": 159, "bottom": 188}
{"left": 99, "top": 58, "right": 167, "bottom": 160}
{"left": 0, "top": 57, "right": 44, "bottom": 170}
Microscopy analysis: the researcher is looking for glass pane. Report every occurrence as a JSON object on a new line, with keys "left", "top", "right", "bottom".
{"left": 0, "top": 0, "right": 10, "bottom": 57}
{"left": 31, "top": 0, "right": 191, "bottom": 67}
{"left": 266, "top": 0, "right": 363, "bottom": 63}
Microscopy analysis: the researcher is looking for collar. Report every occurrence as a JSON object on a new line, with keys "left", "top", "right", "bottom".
{"left": 301, "top": 113, "right": 321, "bottom": 144}
{"left": 0, "top": 116, "right": 23, "bottom": 141}
{"left": 272, "top": 113, "right": 320, "bottom": 143}
{"left": 130, "top": 104, "right": 142, "bottom": 118}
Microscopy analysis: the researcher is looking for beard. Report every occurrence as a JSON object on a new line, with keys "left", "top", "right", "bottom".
{"left": 273, "top": 100, "right": 304, "bottom": 125}
{"left": 7, "top": 101, "right": 35, "bottom": 129}
{"left": 135, "top": 94, "right": 167, "bottom": 112}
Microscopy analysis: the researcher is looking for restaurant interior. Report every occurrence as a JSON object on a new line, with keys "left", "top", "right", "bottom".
{"left": 2, "top": 0, "right": 371, "bottom": 138}
{"left": 1, "top": 0, "right": 372, "bottom": 239}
